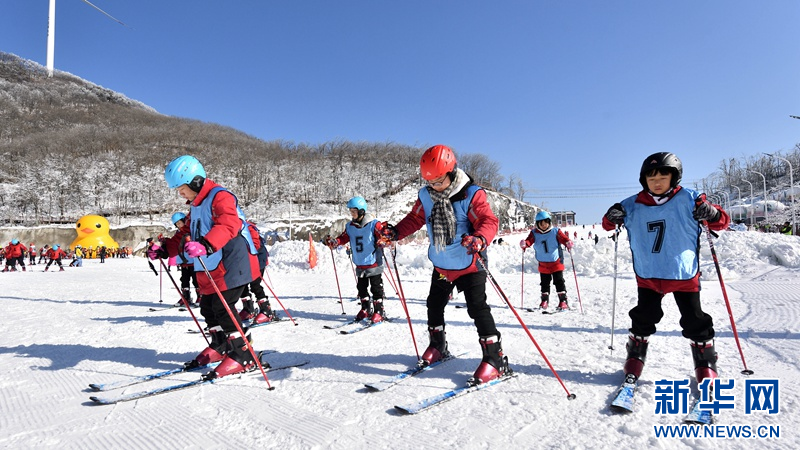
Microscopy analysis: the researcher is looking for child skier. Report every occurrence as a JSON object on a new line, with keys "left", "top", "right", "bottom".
{"left": 149, "top": 155, "right": 261, "bottom": 380}
{"left": 2, "top": 239, "right": 27, "bottom": 272}
{"left": 44, "top": 244, "right": 67, "bottom": 271}
{"left": 602, "top": 152, "right": 730, "bottom": 390}
{"left": 323, "top": 196, "right": 388, "bottom": 323}
{"left": 238, "top": 220, "right": 279, "bottom": 324}
{"left": 380, "top": 145, "right": 509, "bottom": 385}
{"left": 519, "top": 210, "right": 574, "bottom": 311}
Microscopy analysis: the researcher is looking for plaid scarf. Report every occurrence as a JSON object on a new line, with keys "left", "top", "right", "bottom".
{"left": 427, "top": 170, "right": 463, "bottom": 251}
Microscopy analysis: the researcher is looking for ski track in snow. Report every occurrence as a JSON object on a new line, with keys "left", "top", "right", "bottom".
{"left": 1, "top": 229, "right": 798, "bottom": 449}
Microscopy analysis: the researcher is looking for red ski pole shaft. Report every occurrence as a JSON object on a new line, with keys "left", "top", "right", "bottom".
{"left": 258, "top": 276, "right": 297, "bottom": 326}
{"left": 477, "top": 256, "right": 576, "bottom": 400}
{"left": 702, "top": 222, "right": 753, "bottom": 375}
{"left": 521, "top": 249, "right": 525, "bottom": 309}
{"left": 567, "top": 248, "right": 583, "bottom": 314}
{"left": 386, "top": 246, "right": 420, "bottom": 360}
{"left": 159, "top": 259, "right": 209, "bottom": 345}
{"left": 197, "top": 258, "right": 273, "bottom": 389}
{"left": 329, "top": 247, "right": 346, "bottom": 315}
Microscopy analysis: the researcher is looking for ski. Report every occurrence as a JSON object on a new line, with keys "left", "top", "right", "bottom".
{"left": 339, "top": 320, "right": 384, "bottom": 335}
{"left": 187, "top": 317, "right": 285, "bottom": 335}
{"left": 525, "top": 307, "right": 543, "bottom": 313}
{"left": 89, "top": 362, "right": 217, "bottom": 392}
{"left": 609, "top": 375, "right": 638, "bottom": 413}
{"left": 684, "top": 395, "right": 714, "bottom": 424}
{"left": 542, "top": 308, "right": 570, "bottom": 315}
{"left": 364, "top": 351, "right": 468, "bottom": 392}
{"left": 89, "top": 350, "right": 279, "bottom": 391}
{"left": 323, "top": 319, "right": 363, "bottom": 330}
{"left": 89, "top": 360, "right": 309, "bottom": 404}
{"left": 394, "top": 371, "right": 517, "bottom": 415}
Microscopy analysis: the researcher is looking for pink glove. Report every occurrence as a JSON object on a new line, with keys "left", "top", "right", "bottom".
{"left": 146, "top": 244, "right": 164, "bottom": 260}
{"left": 184, "top": 241, "right": 208, "bottom": 258}
{"left": 565, "top": 241, "right": 574, "bottom": 250}
{"left": 519, "top": 239, "right": 529, "bottom": 250}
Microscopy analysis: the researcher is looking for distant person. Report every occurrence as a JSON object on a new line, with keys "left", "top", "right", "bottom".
{"left": 324, "top": 196, "right": 388, "bottom": 323}
{"left": 520, "top": 211, "right": 574, "bottom": 311}
{"left": 238, "top": 220, "right": 279, "bottom": 324}
{"left": 602, "top": 152, "right": 730, "bottom": 393}
{"left": 2, "top": 239, "right": 27, "bottom": 272}
{"left": 28, "top": 243, "right": 36, "bottom": 265}
{"left": 170, "top": 212, "right": 199, "bottom": 306}
{"left": 780, "top": 221, "right": 793, "bottom": 235}
{"left": 44, "top": 244, "right": 67, "bottom": 271}
{"left": 379, "top": 145, "right": 510, "bottom": 385}
{"left": 149, "top": 155, "right": 261, "bottom": 380}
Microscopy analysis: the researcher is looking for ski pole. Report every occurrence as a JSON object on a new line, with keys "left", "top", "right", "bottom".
{"left": 197, "top": 257, "right": 273, "bottom": 389}
{"left": 328, "top": 247, "right": 347, "bottom": 315}
{"left": 346, "top": 246, "right": 358, "bottom": 285}
{"left": 567, "top": 248, "right": 584, "bottom": 314}
{"left": 258, "top": 276, "right": 298, "bottom": 326}
{"left": 264, "top": 265, "right": 275, "bottom": 289}
{"left": 521, "top": 248, "right": 525, "bottom": 309}
{"left": 158, "top": 259, "right": 209, "bottom": 345}
{"left": 381, "top": 250, "right": 401, "bottom": 298}
{"left": 702, "top": 222, "right": 754, "bottom": 375}
{"left": 387, "top": 245, "right": 420, "bottom": 360}
{"left": 476, "top": 255, "right": 576, "bottom": 400}
{"left": 159, "top": 260, "right": 163, "bottom": 303}
{"left": 609, "top": 227, "right": 620, "bottom": 354}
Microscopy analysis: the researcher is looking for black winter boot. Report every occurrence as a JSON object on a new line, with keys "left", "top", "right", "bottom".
{"left": 239, "top": 297, "right": 256, "bottom": 321}
{"left": 623, "top": 334, "right": 649, "bottom": 383}
{"left": 691, "top": 340, "right": 718, "bottom": 382}
{"left": 556, "top": 292, "right": 569, "bottom": 310}
{"left": 420, "top": 326, "right": 449, "bottom": 367}
{"left": 470, "top": 335, "right": 510, "bottom": 385}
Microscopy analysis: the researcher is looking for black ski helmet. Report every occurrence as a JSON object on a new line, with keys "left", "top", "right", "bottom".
{"left": 639, "top": 152, "right": 682, "bottom": 190}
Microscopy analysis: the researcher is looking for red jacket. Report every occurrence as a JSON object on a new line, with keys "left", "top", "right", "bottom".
{"left": 47, "top": 248, "right": 67, "bottom": 260}
{"left": 163, "top": 179, "right": 259, "bottom": 295}
{"left": 395, "top": 185, "right": 498, "bottom": 282}
{"left": 5, "top": 243, "right": 27, "bottom": 258}
{"left": 523, "top": 227, "right": 572, "bottom": 274}
{"left": 602, "top": 187, "right": 730, "bottom": 293}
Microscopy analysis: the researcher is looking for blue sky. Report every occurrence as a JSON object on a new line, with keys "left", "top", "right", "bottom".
{"left": 2, "top": 1, "right": 798, "bottom": 223}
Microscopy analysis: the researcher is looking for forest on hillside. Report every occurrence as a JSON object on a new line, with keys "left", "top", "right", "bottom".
{"left": 0, "top": 52, "right": 527, "bottom": 226}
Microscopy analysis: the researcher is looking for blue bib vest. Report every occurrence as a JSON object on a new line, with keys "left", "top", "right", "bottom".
{"left": 419, "top": 185, "right": 480, "bottom": 271}
{"left": 345, "top": 219, "right": 383, "bottom": 267}
{"left": 532, "top": 227, "right": 563, "bottom": 264}
{"left": 621, "top": 188, "right": 702, "bottom": 280}
{"left": 189, "top": 186, "right": 256, "bottom": 280}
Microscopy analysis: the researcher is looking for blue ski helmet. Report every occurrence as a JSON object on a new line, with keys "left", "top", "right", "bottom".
{"left": 535, "top": 211, "right": 552, "bottom": 222}
{"left": 171, "top": 212, "right": 187, "bottom": 225}
{"left": 11, "top": 239, "right": 19, "bottom": 245}
{"left": 347, "top": 196, "right": 368, "bottom": 212}
{"left": 164, "top": 155, "right": 206, "bottom": 189}
{"left": 53, "top": 244, "right": 60, "bottom": 250}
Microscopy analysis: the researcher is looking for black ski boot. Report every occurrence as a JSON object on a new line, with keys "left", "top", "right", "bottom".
{"left": 691, "top": 340, "right": 718, "bottom": 382}
{"left": 355, "top": 297, "right": 372, "bottom": 321}
{"left": 556, "top": 292, "right": 569, "bottom": 310}
{"left": 623, "top": 333, "right": 649, "bottom": 384}
{"left": 469, "top": 335, "right": 510, "bottom": 385}
{"left": 205, "top": 330, "right": 255, "bottom": 380}
{"left": 185, "top": 326, "right": 227, "bottom": 369}
{"left": 539, "top": 292, "right": 549, "bottom": 309}
{"left": 253, "top": 298, "right": 278, "bottom": 324}
{"left": 370, "top": 298, "right": 385, "bottom": 323}
{"left": 239, "top": 296, "right": 256, "bottom": 321}
{"left": 420, "top": 325, "right": 449, "bottom": 367}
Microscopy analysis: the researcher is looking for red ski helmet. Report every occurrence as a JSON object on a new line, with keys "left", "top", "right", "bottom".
{"left": 420, "top": 145, "right": 457, "bottom": 181}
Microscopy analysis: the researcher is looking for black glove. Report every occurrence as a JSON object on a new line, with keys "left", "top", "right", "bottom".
{"left": 604, "top": 203, "right": 626, "bottom": 225}
{"left": 693, "top": 195, "right": 721, "bottom": 222}
{"left": 378, "top": 222, "right": 397, "bottom": 241}
{"left": 322, "top": 235, "right": 338, "bottom": 249}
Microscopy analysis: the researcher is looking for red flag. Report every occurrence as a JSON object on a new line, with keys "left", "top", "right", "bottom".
{"left": 308, "top": 232, "right": 318, "bottom": 269}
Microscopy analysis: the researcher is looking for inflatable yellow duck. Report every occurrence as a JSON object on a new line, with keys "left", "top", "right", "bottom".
{"left": 70, "top": 215, "right": 119, "bottom": 250}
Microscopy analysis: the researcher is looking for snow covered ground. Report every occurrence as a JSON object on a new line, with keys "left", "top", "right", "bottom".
{"left": 1, "top": 226, "right": 798, "bottom": 449}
